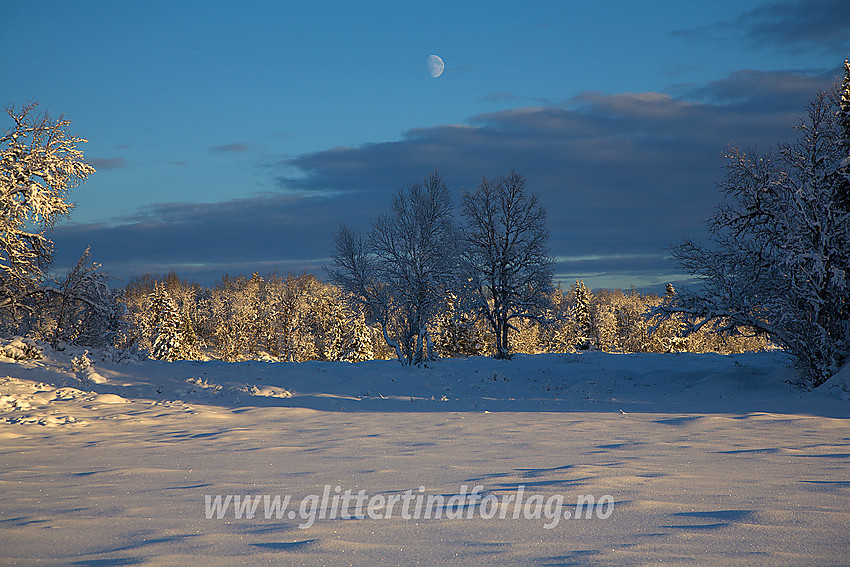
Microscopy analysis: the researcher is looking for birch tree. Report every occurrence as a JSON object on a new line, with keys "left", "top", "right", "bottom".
{"left": 327, "top": 171, "right": 458, "bottom": 365}
{"left": 660, "top": 68, "right": 850, "bottom": 387}
{"left": 461, "top": 171, "right": 555, "bottom": 359}
{"left": 1, "top": 102, "right": 95, "bottom": 316}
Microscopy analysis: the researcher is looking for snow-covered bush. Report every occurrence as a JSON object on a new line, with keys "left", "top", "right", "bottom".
{"left": 0, "top": 336, "right": 42, "bottom": 360}
{"left": 71, "top": 350, "right": 92, "bottom": 372}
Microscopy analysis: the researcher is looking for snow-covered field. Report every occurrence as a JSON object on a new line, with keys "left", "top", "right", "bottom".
{"left": 1, "top": 342, "right": 848, "bottom": 566}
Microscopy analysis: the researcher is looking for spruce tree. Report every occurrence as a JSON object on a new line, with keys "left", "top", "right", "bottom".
{"left": 573, "top": 280, "right": 593, "bottom": 350}
{"left": 150, "top": 283, "right": 184, "bottom": 361}
{"left": 836, "top": 58, "right": 850, "bottom": 219}
{"left": 342, "top": 315, "right": 374, "bottom": 362}
{"left": 432, "top": 293, "right": 486, "bottom": 358}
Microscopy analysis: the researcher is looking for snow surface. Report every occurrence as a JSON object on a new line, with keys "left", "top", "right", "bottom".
{"left": 1, "top": 344, "right": 848, "bottom": 565}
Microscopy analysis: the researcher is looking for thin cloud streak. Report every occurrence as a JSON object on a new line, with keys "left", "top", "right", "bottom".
{"left": 86, "top": 157, "right": 127, "bottom": 170}
{"left": 209, "top": 143, "right": 251, "bottom": 153}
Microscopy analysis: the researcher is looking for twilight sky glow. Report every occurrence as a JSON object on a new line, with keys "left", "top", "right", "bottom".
{"left": 2, "top": 1, "right": 849, "bottom": 292}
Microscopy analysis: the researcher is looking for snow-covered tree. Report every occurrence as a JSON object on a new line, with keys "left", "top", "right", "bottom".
{"left": 660, "top": 75, "right": 850, "bottom": 386}
{"left": 122, "top": 272, "right": 203, "bottom": 359}
{"left": 431, "top": 293, "right": 487, "bottom": 358}
{"left": 327, "top": 171, "right": 458, "bottom": 365}
{"left": 462, "top": 171, "right": 555, "bottom": 359}
{"left": 45, "top": 247, "right": 126, "bottom": 348}
{"left": 162, "top": 272, "right": 204, "bottom": 356}
{"left": 643, "top": 289, "right": 685, "bottom": 353}
{"left": 314, "top": 293, "right": 348, "bottom": 361}
{"left": 312, "top": 285, "right": 374, "bottom": 362}
{"left": 341, "top": 314, "right": 375, "bottom": 363}
{"left": 0, "top": 102, "right": 95, "bottom": 316}
{"left": 205, "top": 273, "right": 264, "bottom": 361}
{"left": 572, "top": 280, "right": 593, "bottom": 350}
{"left": 510, "top": 318, "right": 542, "bottom": 354}
{"left": 537, "top": 286, "right": 576, "bottom": 353}
{"left": 274, "top": 273, "right": 322, "bottom": 362}
{"left": 607, "top": 289, "right": 647, "bottom": 352}
{"left": 149, "top": 282, "right": 186, "bottom": 361}
{"left": 837, "top": 58, "right": 850, "bottom": 212}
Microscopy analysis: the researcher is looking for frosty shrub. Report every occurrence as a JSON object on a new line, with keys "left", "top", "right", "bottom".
{"left": 0, "top": 336, "right": 42, "bottom": 360}
{"left": 71, "top": 350, "right": 92, "bottom": 372}
{"left": 41, "top": 247, "right": 126, "bottom": 349}
{"left": 660, "top": 62, "right": 850, "bottom": 386}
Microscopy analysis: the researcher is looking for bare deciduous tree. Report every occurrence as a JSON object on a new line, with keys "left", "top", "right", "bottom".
{"left": 327, "top": 171, "right": 458, "bottom": 365}
{"left": 461, "top": 171, "right": 555, "bottom": 359}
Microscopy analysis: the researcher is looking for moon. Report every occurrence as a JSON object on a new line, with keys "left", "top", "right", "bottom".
{"left": 427, "top": 54, "right": 444, "bottom": 78}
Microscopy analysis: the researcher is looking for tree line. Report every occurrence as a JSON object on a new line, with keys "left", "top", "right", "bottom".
{"left": 46, "top": 270, "right": 768, "bottom": 363}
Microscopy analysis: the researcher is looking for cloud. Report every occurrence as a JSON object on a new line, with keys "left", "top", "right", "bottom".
{"left": 52, "top": 191, "right": 361, "bottom": 284}
{"left": 553, "top": 254, "right": 693, "bottom": 294}
{"left": 209, "top": 143, "right": 250, "bottom": 153}
{"left": 52, "top": 68, "right": 838, "bottom": 290}
{"left": 682, "top": 68, "right": 840, "bottom": 111}
{"left": 477, "top": 91, "right": 521, "bottom": 104}
{"left": 672, "top": 0, "right": 850, "bottom": 52}
{"left": 741, "top": 0, "right": 850, "bottom": 50}
{"left": 279, "top": 68, "right": 831, "bottom": 201}
{"left": 86, "top": 157, "right": 127, "bottom": 170}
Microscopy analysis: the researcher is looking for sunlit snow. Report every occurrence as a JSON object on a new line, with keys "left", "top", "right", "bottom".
{"left": 1, "top": 341, "right": 848, "bottom": 565}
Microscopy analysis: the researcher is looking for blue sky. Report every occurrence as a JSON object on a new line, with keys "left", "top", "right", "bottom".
{"left": 2, "top": 1, "right": 848, "bottom": 292}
